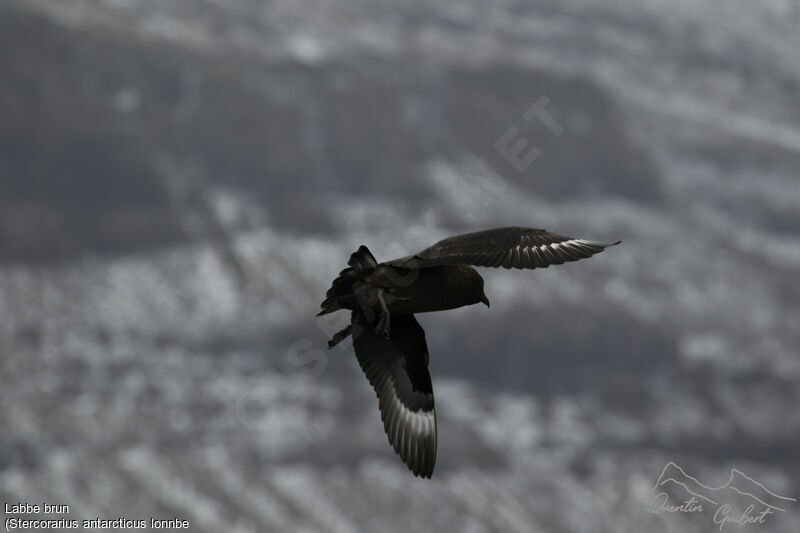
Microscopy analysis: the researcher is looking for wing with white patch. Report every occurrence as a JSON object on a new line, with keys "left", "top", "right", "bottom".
{"left": 384, "top": 226, "right": 620, "bottom": 270}
{"left": 351, "top": 312, "right": 436, "bottom": 478}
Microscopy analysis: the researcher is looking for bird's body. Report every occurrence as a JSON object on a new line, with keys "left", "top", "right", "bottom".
{"left": 318, "top": 226, "right": 620, "bottom": 478}
{"left": 342, "top": 264, "right": 488, "bottom": 317}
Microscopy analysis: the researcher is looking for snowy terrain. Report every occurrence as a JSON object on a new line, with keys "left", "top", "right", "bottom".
{"left": 1, "top": 1, "right": 799, "bottom": 531}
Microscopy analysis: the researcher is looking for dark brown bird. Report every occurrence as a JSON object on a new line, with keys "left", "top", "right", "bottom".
{"left": 318, "top": 226, "right": 620, "bottom": 478}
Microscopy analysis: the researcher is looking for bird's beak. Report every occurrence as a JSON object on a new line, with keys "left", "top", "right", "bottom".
{"left": 481, "top": 294, "right": 490, "bottom": 308}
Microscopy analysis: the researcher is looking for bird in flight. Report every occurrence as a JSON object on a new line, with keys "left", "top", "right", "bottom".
{"left": 318, "top": 226, "right": 620, "bottom": 478}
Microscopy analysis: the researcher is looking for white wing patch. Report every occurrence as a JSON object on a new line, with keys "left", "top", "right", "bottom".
{"left": 377, "top": 375, "right": 437, "bottom": 478}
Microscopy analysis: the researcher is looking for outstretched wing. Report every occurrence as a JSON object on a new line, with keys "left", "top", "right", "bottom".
{"left": 351, "top": 313, "right": 436, "bottom": 478}
{"left": 384, "top": 226, "right": 620, "bottom": 270}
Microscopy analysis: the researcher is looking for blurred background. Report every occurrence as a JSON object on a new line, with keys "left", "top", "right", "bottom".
{"left": 1, "top": 1, "right": 799, "bottom": 531}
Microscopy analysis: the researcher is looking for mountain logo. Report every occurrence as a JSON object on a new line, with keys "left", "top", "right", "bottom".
{"left": 647, "top": 461, "right": 797, "bottom": 530}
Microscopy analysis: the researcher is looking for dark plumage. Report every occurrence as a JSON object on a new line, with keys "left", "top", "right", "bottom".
{"left": 318, "top": 226, "right": 620, "bottom": 478}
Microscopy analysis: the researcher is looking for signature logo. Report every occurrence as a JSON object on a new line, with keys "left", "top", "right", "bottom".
{"left": 647, "top": 462, "right": 797, "bottom": 530}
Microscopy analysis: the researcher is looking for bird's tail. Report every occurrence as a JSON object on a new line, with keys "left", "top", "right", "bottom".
{"left": 347, "top": 244, "right": 378, "bottom": 272}
{"left": 317, "top": 245, "right": 377, "bottom": 316}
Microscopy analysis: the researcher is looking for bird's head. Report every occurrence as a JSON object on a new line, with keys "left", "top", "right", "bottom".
{"left": 461, "top": 265, "right": 490, "bottom": 308}
{"left": 475, "top": 275, "right": 490, "bottom": 308}
{"left": 480, "top": 292, "right": 490, "bottom": 308}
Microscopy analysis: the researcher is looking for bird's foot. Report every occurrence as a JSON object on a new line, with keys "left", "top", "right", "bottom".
{"left": 374, "top": 312, "right": 391, "bottom": 338}
{"left": 374, "top": 288, "right": 391, "bottom": 338}
{"left": 327, "top": 324, "right": 352, "bottom": 349}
